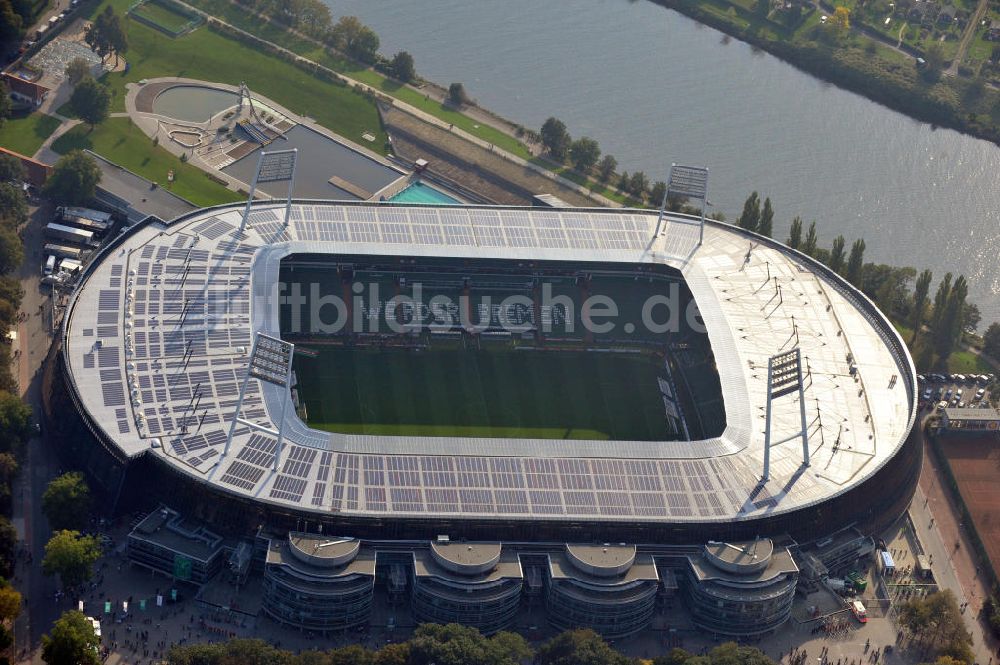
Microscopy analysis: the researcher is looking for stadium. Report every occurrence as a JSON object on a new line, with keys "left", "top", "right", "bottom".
{"left": 52, "top": 187, "right": 921, "bottom": 636}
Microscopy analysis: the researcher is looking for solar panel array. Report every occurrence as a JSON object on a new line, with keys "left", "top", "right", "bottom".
{"left": 65, "top": 201, "right": 905, "bottom": 524}
{"left": 289, "top": 205, "right": 656, "bottom": 252}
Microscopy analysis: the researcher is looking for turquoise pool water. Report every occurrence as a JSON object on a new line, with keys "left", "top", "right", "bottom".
{"left": 388, "top": 182, "right": 459, "bottom": 204}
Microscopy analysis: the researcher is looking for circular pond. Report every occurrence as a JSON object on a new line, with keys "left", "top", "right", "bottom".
{"left": 152, "top": 85, "right": 237, "bottom": 123}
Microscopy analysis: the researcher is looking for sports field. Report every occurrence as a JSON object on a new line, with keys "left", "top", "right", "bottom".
{"left": 937, "top": 434, "right": 1000, "bottom": 577}
{"left": 130, "top": 0, "right": 194, "bottom": 33}
{"left": 293, "top": 347, "right": 674, "bottom": 441}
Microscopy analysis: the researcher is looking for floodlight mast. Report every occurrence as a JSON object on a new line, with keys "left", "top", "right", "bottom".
{"left": 238, "top": 148, "right": 299, "bottom": 234}
{"left": 762, "top": 348, "right": 810, "bottom": 482}
{"left": 659, "top": 164, "right": 709, "bottom": 246}
{"left": 222, "top": 333, "right": 296, "bottom": 473}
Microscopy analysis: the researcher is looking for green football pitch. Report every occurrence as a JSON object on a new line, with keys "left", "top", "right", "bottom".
{"left": 293, "top": 347, "right": 673, "bottom": 441}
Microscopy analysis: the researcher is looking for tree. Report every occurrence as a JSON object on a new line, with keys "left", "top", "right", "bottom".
{"left": 898, "top": 591, "right": 972, "bottom": 663}
{"left": 43, "top": 472, "right": 92, "bottom": 532}
{"left": 42, "top": 530, "right": 101, "bottom": 589}
{"left": 934, "top": 275, "right": 968, "bottom": 363}
{"left": 69, "top": 77, "right": 111, "bottom": 128}
{"left": 629, "top": 171, "right": 650, "bottom": 199}
{"left": 828, "top": 235, "right": 846, "bottom": 274}
{"left": 758, "top": 196, "right": 774, "bottom": 237}
{"left": 596, "top": 154, "right": 617, "bottom": 183}
{"left": 0, "top": 154, "right": 23, "bottom": 183}
{"left": 65, "top": 57, "right": 92, "bottom": 86}
{"left": 374, "top": 642, "right": 410, "bottom": 665}
{"left": 0, "top": 0, "right": 22, "bottom": 47}
{"left": 390, "top": 51, "right": 415, "bottom": 83}
{"left": 962, "top": 302, "right": 980, "bottom": 334}
{"left": 540, "top": 117, "right": 571, "bottom": 162}
{"left": 447, "top": 82, "right": 470, "bottom": 107}
{"left": 84, "top": 6, "right": 114, "bottom": 62}
{"left": 330, "top": 16, "right": 379, "bottom": 63}
{"left": 801, "top": 221, "right": 818, "bottom": 256}
{"left": 925, "top": 42, "right": 946, "bottom": 73}
{"left": 0, "top": 517, "right": 16, "bottom": 576}
{"left": 911, "top": 269, "right": 933, "bottom": 343}
{"left": 41, "top": 610, "right": 100, "bottom": 665}
{"left": 327, "top": 644, "right": 374, "bottom": 665}
{"left": 830, "top": 5, "right": 850, "bottom": 36}
{"left": 406, "top": 623, "right": 531, "bottom": 665}
{"left": 650, "top": 181, "right": 667, "bottom": 208}
{"left": 569, "top": 136, "right": 601, "bottom": 174}
{"left": 930, "top": 273, "right": 953, "bottom": 351}
{"left": 43, "top": 151, "right": 101, "bottom": 205}
{"left": 0, "top": 228, "right": 24, "bottom": 276}
{"left": 846, "top": 238, "right": 866, "bottom": 287}
{"left": 536, "top": 628, "right": 631, "bottom": 665}
{"left": 0, "top": 82, "right": 10, "bottom": 132}
{"left": 787, "top": 216, "right": 803, "bottom": 249}
{"left": 0, "top": 584, "right": 21, "bottom": 621}
{"left": 0, "top": 183, "right": 27, "bottom": 226}
{"left": 983, "top": 322, "right": 1000, "bottom": 360}
{"left": 737, "top": 192, "right": 761, "bottom": 232}
{"left": 0, "top": 391, "right": 30, "bottom": 453}
{"left": 617, "top": 171, "right": 629, "bottom": 193}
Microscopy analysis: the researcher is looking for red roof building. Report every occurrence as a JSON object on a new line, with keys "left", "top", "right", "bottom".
{"left": 0, "top": 147, "right": 53, "bottom": 187}
{"left": 2, "top": 73, "right": 51, "bottom": 107}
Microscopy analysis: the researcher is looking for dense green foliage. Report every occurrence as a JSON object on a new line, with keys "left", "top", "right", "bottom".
{"left": 43, "top": 151, "right": 102, "bottom": 205}
{"left": 69, "top": 77, "right": 112, "bottom": 128}
{"left": 42, "top": 610, "right": 101, "bottom": 665}
{"left": 42, "top": 530, "right": 102, "bottom": 589}
{"left": 898, "top": 591, "right": 974, "bottom": 664}
{"left": 42, "top": 472, "right": 92, "bottom": 532}
{"left": 166, "top": 630, "right": 779, "bottom": 665}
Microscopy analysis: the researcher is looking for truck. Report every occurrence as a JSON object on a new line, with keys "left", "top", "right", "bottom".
{"left": 57, "top": 206, "right": 112, "bottom": 235}
{"left": 42, "top": 255, "right": 55, "bottom": 276}
{"left": 45, "top": 222, "right": 94, "bottom": 246}
{"left": 850, "top": 600, "right": 868, "bottom": 624}
{"left": 58, "top": 258, "right": 82, "bottom": 274}
{"left": 43, "top": 243, "right": 85, "bottom": 260}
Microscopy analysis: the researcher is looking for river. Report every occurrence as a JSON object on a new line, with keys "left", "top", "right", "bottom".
{"left": 330, "top": 0, "right": 1000, "bottom": 321}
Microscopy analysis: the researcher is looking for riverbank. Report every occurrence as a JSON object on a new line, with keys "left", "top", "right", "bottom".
{"left": 650, "top": 0, "right": 1000, "bottom": 147}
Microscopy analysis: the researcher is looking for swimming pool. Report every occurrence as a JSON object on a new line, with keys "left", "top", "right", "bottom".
{"left": 388, "top": 182, "right": 460, "bottom": 205}
{"left": 152, "top": 85, "right": 237, "bottom": 123}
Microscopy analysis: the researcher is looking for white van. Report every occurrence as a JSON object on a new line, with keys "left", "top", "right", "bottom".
{"left": 43, "top": 255, "right": 56, "bottom": 276}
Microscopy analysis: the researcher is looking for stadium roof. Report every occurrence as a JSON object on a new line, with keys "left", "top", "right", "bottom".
{"left": 63, "top": 202, "right": 915, "bottom": 524}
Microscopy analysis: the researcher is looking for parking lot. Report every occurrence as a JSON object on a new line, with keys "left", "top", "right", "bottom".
{"left": 917, "top": 372, "right": 995, "bottom": 412}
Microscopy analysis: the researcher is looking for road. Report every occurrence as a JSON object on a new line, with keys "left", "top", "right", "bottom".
{"left": 948, "top": 0, "right": 991, "bottom": 76}
{"left": 11, "top": 203, "right": 64, "bottom": 664}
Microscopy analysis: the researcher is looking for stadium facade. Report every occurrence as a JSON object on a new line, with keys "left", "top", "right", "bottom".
{"left": 56, "top": 200, "right": 920, "bottom": 637}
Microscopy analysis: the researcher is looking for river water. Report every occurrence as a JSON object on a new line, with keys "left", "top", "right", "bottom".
{"left": 331, "top": 0, "right": 1000, "bottom": 321}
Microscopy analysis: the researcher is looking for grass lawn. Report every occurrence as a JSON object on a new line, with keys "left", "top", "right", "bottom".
{"left": 130, "top": 0, "right": 194, "bottom": 32}
{"left": 180, "top": 0, "right": 534, "bottom": 159}
{"left": 294, "top": 348, "right": 672, "bottom": 441}
{"left": 51, "top": 118, "right": 242, "bottom": 206}
{"left": 0, "top": 112, "right": 62, "bottom": 157}
{"left": 84, "top": 0, "right": 387, "bottom": 149}
{"left": 947, "top": 349, "right": 995, "bottom": 374}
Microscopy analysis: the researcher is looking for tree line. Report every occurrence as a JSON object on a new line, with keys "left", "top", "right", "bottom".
{"left": 0, "top": 155, "right": 36, "bottom": 656}
{"left": 153, "top": 625, "right": 778, "bottom": 665}
{"left": 228, "top": 0, "right": 418, "bottom": 83}
{"left": 0, "top": 0, "right": 35, "bottom": 44}
{"left": 735, "top": 191, "right": 983, "bottom": 372}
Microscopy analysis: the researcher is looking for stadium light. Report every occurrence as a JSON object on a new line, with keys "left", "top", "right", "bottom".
{"left": 239, "top": 148, "right": 298, "bottom": 234}
{"left": 223, "top": 332, "right": 296, "bottom": 472}
{"left": 762, "top": 348, "right": 810, "bottom": 482}
{"left": 659, "top": 164, "right": 709, "bottom": 245}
